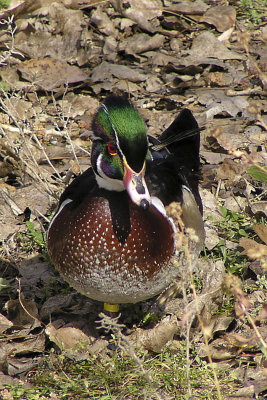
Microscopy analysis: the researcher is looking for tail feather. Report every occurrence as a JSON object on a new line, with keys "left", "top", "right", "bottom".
{"left": 158, "top": 108, "right": 201, "bottom": 173}
{"left": 148, "top": 109, "right": 203, "bottom": 214}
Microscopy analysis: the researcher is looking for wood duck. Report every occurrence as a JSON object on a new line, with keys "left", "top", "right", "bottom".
{"left": 47, "top": 95, "right": 205, "bottom": 313}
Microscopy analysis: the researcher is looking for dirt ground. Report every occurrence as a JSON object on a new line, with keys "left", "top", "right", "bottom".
{"left": 0, "top": 1, "right": 266, "bottom": 399}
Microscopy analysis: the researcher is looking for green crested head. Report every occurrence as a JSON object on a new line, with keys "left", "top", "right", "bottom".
{"left": 91, "top": 95, "right": 151, "bottom": 209}
{"left": 92, "top": 95, "right": 148, "bottom": 172}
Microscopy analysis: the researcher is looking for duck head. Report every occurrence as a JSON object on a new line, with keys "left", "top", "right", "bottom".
{"left": 91, "top": 95, "right": 151, "bottom": 210}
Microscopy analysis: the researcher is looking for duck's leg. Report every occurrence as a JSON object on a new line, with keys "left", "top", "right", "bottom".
{"left": 104, "top": 303, "right": 119, "bottom": 313}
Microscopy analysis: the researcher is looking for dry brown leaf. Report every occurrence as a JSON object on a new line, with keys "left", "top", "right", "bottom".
{"left": 207, "top": 315, "right": 234, "bottom": 336}
{"left": 112, "top": 0, "right": 162, "bottom": 33}
{"left": 165, "top": 0, "right": 208, "bottom": 15}
{"left": 0, "top": 329, "right": 45, "bottom": 376}
{"left": 103, "top": 36, "right": 117, "bottom": 61}
{"left": 0, "top": 372, "right": 23, "bottom": 389}
{"left": 253, "top": 224, "right": 267, "bottom": 245}
{"left": 143, "top": 51, "right": 178, "bottom": 67}
{"left": 0, "top": 314, "right": 13, "bottom": 334}
{"left": 200, "top": 326, "right": 266, "bottom": 362}
{"left": 6, "top": 356, "right": 41, "bottom": 377}
{"left": 5, "top": 298, "right": 40, "bottom": 328}
{"left": 46, "top": 324, "right": 107, "bottom": 360}
{"left": 201, "top": 6, "right": 236, "bottom": 32}
{"left": 225, "top": 332, "right": 258, "bottom": 349}
{"left": 199, "top": 189, "right": 221, "bottom": 249}
{"left": 216, "top": 159, "right": 246, "bottom": 181}
{"left": 18, "top": 255, "right": 59, "bottom": 300}
{"left": 198, "top": 339, "right": 235, "bottom": 360}
{"left": 206, "top": 71, "right": 234, "bottom": 87}
{"left": 40, "top": 294, "right": 74, "bottom": 319}
{"left": 5, "top": 332, "right": 46, "bottom": 357}
{"left": 14, "top": 2, "right": 86, "bottom": 63}
{"left": 188, "top": 31, "right": 245, "bottom": 61}
{"left": 119, "top": 33, "right": 165, "bottom": 55}
{"left": 0, "top": 0, "right": 42, "bottom": 19}
{"left": 258, "top": 304, "right": 267, "bottom": 320}
{"left": 240, "top": 238, "right": 267, "bottom": 260}
{"left": 90, "top": 8, "right": 118, "bottom": 37}
{"left": 17, "top": 58, "right": 88, "bottom": 91}
{"left": 249, "top": 260, "right": 266, "bottom": 277}
{"left": 0, "top": 185, "right": 50, "bottom": 241}
{"left": 91, "top": 61, "right": 147, "bottom": 83}
{"left": 129, "top": 315, "right": 178, "bottom": 353}
{"left": 46, "top": 324, "right": 92, "bottom": 350}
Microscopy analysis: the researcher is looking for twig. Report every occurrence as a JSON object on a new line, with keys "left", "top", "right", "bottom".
{"left": 32, "top": 133, "right": 62, "bottom": 180}
{"left": 0, "top": 15, "right": 24, "bottom": 65}
{"left": 184, "top": 236, "right": 223, "bottom": 400}
{"left": 241, "top": 305, "right": 267, "bottom": 356}
{"left": 17, "top": 278, "right": 44, "bottom": 326}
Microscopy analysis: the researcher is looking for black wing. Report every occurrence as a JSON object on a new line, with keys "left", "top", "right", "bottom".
{"left": 147, "top": 109, "right": 203, "bottom": 213}
{"left": 59, "top": 168, "right": 97, "bottom": 207}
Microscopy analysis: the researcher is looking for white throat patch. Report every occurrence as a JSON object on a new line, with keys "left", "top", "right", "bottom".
{"left": 95, "top": 174, "right": 125, "bottom": 192}
{"left": 95, "top": 153, "right": 125, "bottom": 192}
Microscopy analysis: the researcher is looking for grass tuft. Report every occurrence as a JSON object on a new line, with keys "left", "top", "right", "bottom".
{"left": 9, "top": 346, "right": 237, "bottom": 400}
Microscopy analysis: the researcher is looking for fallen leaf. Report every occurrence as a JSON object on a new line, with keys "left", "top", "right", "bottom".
{"left": 250, "top": 202, "right": 267, "bottom": 217}
{"left": 204, "top": 223, "right": 220, "bottom": 250}
{"left": 216, "top": 159, "right": 245, "bottom": 181}
{"left": 253, "top": 224, "right": 267, "bottom": 245}
{"left": 5, "top": 299, "right": 40, "bottom": 328}
{"left": 0, "top": 313, "right": 13, "bottom": 334}
{"left": 0, "top": 371, "right": 23, "bottom": 389}
{"left": 119, "top": 33, "right": 165, "bottom": 55}
{"left": 208, "top": 315, "right": 234, "bottom": 336}
{"left": 129, "top": 315, "right": 178, "bottom": 353}
{"left": 198, "top": 339, "right": 235, "bottom": 360}
{"left": 188, "top": 31, "right": 245, "bottom": 61}
{"left": 46, "top": 324, "right": 107, "bottom": 360}
{"left": 247, "top": 165, "right": 267, "bottom": 183}
{"left": 112, "top": 0, "right": 162, "bottom": 33}
{"left": 17, "top": 58, "right": 88, "bottom": 91}
{"left": 91, "top": 61, "right": 147, "bottom": 83}
{"left": 239, "top": 238, "right": 267, "bottom": 260}
{"left": 200, "top": 188, "right": 222, "bottom": 221}
{"left": 165, "top": 0, "right": 208, "bottom": 15}
{"left": 0, "top": 0, "right": 41, "bottom": 19}
{"left": 14, "top": 2, "right": 87, "bottom": 63}
{"left": 201, "top": 6, "right": 236, "bottom": 32}
{"left": 90, "top": 7, "right": 118, "bottom": 37}
{"left": 7, "top": 357, "right": 41, "bottom": 377}
{"left": 40, "top": 294, "right": 74, "bottom": 319}
{"left": 0, "top": 330, "right": 46, "bottom": 376}
{"left": 225, "top": 332, "right": 259, "bottom": 350}
{"left": 0, "top": 185, "right": 50, "bottom": 241}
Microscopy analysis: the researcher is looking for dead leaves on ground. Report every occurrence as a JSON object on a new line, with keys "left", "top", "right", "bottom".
{"left": 0, "top": 0, "right": 266, "bottom": 397}
{"left": 240, "top": 224, "right": 267, "bottom": 270}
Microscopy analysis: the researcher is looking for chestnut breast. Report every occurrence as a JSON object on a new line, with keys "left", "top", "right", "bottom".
{"left": 47, "top": 190, "right": 175, "bottom": 286}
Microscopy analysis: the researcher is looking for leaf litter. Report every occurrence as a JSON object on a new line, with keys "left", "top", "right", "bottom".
{"left": 0, "top": 0, "right": 266, "bottom": 398}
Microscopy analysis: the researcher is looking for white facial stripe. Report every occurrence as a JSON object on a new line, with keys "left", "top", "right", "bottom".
{"left": 96, "top": 153, "right": 104, "bottom": 178}
{"left": 101, "top": 103, "right": 123, "bottom": 156}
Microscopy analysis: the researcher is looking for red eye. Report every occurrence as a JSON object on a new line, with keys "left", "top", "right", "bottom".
{"left": 107, "top": 142, "right": 117, "bottom": 155}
